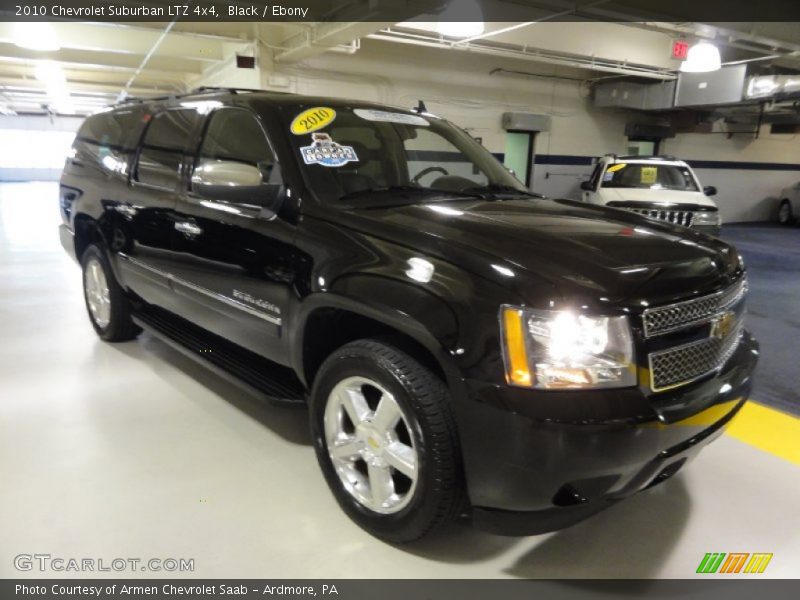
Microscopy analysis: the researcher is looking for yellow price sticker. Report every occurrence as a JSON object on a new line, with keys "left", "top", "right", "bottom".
{"left": 290, "top": 107, "right": 336, "bottom": 135}
{"left": 640, "top": 166, "right": 657, "bottom": 185}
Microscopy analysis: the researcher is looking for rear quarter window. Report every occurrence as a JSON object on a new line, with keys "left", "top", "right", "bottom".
{"left": 73, "top": 108, "right": 147, "bottom": 176}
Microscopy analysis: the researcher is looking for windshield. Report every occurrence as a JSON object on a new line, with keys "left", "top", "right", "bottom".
{"left": 279, "top": 105, "right": 528, "bottom": 207}
{"left": 601, "top": 163, "right": 699, "bottom": 192}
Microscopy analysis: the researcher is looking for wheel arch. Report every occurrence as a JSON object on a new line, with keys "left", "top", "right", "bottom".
{"left": 293, "top": 294, "right": 465, "bottom": 397}
{"left": 73, "top": 212, "right": 129, "bottom": 286}
{"left": 73, "top": 212, "right": 107, "bottom": 260}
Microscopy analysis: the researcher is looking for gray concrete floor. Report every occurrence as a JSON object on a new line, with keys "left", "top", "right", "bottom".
{"left": 1, "top": 182, "right": 798, "bottom": 578}
{"left": 721, "top": 224, "right": 800, "bottom": 417}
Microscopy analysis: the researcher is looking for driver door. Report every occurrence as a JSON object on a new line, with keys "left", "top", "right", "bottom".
{"left": 166, "top": 107, "right": 299, "bottom": 364}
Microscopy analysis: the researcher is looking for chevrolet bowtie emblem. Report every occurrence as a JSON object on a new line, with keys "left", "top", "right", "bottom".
{"left": 710, "top": 311, "right": 736, "bottom": 340}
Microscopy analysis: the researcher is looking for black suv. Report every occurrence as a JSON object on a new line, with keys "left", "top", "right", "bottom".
{"left": 59, "top": 88, "right": 758, "bottom": 542}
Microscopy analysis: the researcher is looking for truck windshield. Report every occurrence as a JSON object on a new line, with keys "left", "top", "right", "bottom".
{"left": 279, "top": 105, "right": 528, "bottom": 206}
{"left": 601, "top": 163, "right": 699, "bottom": 191}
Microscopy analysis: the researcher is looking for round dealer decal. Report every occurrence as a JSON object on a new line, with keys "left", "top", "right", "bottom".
{"left": 290, "top": 107, "right": 336, "bottom": 135}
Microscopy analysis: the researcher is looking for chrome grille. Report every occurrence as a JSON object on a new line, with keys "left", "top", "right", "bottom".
{"left": 643, "top": 277, "right": 748, "bottom": 338}
{"left": 649, "top": 323, "right": 743, "bottom": 392}
{"left": 624, "top": 207, "right": 694, "bottom": 227}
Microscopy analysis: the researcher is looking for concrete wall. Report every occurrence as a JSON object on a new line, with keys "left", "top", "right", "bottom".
{"left": 260, "top": 39, "right": 800, "bottom": 223}
{"left": 0, "top": 115, "right": 81, "bottom": 182}
{"left": 661, "top": 132, "right": 800, "bottom": 222}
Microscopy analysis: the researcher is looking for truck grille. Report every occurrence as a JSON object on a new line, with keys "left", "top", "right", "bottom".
{"left": 649, "top": 322, "right": 743, "bottom": 392}
{"left": 643, "top": 277, "right": 748, "bottom": 392}
{"left": 643, "top": 277, "right": 748, "bottom": 338}
{"left": 624, "top": 207, "right": 694, "bottom": 227}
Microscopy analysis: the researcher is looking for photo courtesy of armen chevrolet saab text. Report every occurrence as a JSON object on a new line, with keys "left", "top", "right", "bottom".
{"left": 58, "top": 88, "right": 757, "bottom": 543}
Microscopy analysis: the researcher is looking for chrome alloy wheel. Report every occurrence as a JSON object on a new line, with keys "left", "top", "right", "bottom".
{"left": 324, "top": 376, "right": 419, "bottom": 514}
{"left": 84, "top": 258, "right": 111, "bottom": 329}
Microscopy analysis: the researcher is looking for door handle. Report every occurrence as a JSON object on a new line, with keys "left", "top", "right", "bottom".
{"left": 175, "top": 221, "right": 203, "bottom": 236}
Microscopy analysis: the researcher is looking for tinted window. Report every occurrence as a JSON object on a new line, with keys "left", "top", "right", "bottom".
{"left": 76, "top": 108, "right": 145, "bottom": 149}
{"left": 73, "top": 107, "right": 146, "bottom": 175}
{"left": 135, "top": 109, "right": 201, "bottom": 189}
{"left": 279, "top": 106, "right": 525, "bottom": 207}
{"left": 197, "top": 108, "right": 277, "bottom": 181}
{"left": 404, "top": 127, "right": 488, "bottom": 188}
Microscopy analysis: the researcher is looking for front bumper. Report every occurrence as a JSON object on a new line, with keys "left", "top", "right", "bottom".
{"left": 455, "top": 330, "right": 758, "bottom": 536}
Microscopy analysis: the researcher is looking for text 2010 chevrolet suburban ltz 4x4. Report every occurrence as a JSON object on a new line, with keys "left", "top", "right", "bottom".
{"left": 59, "top": 89, "right": 758, "bottom": 542}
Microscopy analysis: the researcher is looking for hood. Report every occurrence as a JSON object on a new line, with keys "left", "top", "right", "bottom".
{"left": 335, "top": 197, "right": 741, "bottom": 308}
{"left": 598, "top": 187, "right": 717, "bottom": 208}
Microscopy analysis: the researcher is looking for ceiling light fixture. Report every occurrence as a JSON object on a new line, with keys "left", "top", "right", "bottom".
{"left": 34, "top": 61, "right": 74, "bottom": 114}
{"left": 34, "top": 61, "right": 66, "bottom": 85}
{"left": 679, "top": 41, "right": 722, "bottom": 73}
{"left": 436, "top": 0, "right": 484, "bottom": 38}
{"left": 13, "top": 22, "right": 61, "bottom": 52}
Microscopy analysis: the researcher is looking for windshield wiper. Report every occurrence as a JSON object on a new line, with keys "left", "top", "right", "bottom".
{"left": 339, "top": 185, "right": 485, "bottom": 201}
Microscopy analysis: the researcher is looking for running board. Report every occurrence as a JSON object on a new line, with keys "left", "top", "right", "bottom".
{"left": 132, "top": 306, "right": 307, "bottom": 406}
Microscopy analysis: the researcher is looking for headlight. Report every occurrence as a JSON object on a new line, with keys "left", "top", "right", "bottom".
{"left": 500, "top": 306, "right": 636, "bottom": 390}
{"left": 692, "top": 211, "right": 721, "bottom": 226}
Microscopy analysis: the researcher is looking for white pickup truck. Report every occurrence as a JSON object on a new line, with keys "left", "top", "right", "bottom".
{"left": 581, "top": 155, "right": 721, "bottom": 236}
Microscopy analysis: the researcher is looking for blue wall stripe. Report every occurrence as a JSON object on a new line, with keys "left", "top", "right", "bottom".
{"left": 534, "top": 154, "right": 594, "bottom": 166}
{"left": 410, "top": 150, "right": 800, "bottom": 172}
{"left": 686, "top": 159, "right": 800, "bottom": 171}
{"left": 530, "top": 154, "right": 800, "bottom": 171}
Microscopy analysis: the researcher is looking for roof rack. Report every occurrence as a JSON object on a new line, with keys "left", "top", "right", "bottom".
{"left": 190, "top": 86, "right": 266, "bottom": 95}
{"left": 615, "top": 154, "right": 679, "bottom": 161}
{"left": 114, "top": 86, "right": 290, "bottom": 107}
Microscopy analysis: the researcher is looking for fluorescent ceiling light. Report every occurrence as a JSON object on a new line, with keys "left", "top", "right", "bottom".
{"left": 436, "top": 0, "right": 484, "bottom": 38}
{"left": 35, "top": 61, "right": 66, "bottom": 85}
{"left": 437, "top": 21, "right": 485, "bottom": 38}
{"left": 34, "top": 60, "right": 74, "bottom": 114}
{"left": 13, "top": 22, "right": 60, "bottom": 52}
{"left": 680, "top": 42, "right": 721, "bottom": 73}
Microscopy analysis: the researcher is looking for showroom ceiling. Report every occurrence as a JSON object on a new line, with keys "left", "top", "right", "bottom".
{"left": 0, "top": 0, "right": 799, "bottom": 115}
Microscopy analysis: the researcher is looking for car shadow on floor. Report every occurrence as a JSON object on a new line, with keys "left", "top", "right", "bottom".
{"left": 400, "top": 477, "right": 690, "bottom": 574}
{"left": 109, "top": 332, "right": 312, "bottom": 447}
{"left": 505, "top": 478, "right": 691, "bottom": 578}
{"left": 108, "top": 333, "right": 689, "bottom": 576}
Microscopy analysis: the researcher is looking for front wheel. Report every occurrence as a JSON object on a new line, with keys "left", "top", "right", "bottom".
{"left": 778, "top": 200, "right": 794, "bottom": 225}
{"left": 81, "top": 244, "right": 141, "bottom": 342}
{"left": 310, "top": 339, "right": 464, "bottom": 543}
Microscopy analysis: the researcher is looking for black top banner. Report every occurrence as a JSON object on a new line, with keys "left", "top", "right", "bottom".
{"left": 1, "top": 0, "right": 800, "bottom": 23}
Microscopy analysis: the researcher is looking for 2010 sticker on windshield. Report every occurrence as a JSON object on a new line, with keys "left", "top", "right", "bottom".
{"left": 300, "top": 133, "right": 359, "bottom": 168}
{"left": 290, "top": 107, "right": 336, "bottom": 135}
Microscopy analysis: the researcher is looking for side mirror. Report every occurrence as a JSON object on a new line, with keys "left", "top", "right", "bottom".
{"left": 703, "top": 185, "right": 718, "bottom": 197}
{"left": 580, "top": 181, "right": 594, "bottom": 191}
{"left": 192, "top": 159, "right": 283, "bottom": 207}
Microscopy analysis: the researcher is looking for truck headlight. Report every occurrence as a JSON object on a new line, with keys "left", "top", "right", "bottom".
{"left": 500, "top": 306, "right": 636, "bottom": 389}
{"left": 693, "top": 211, "right": 721, "bottom": 226}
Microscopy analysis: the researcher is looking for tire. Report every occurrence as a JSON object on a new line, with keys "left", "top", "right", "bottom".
{"left": 778, "top": 200, "right": 794, "bottom": 225}
{"left": 81, "top": 244, "right": 141, "bottom": 342}
{"left": 310, "top": 339, "right": 465, "bottom": 543}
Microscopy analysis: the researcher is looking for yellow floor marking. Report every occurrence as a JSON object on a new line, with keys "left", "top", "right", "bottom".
{"left": 726, "top": 401, "right": 800, "bottom": 466}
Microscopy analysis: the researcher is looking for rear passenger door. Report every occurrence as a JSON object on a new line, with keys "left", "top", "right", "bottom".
{"left": 166, "top": 106, "right": 299, "bottom": 364}
{"left": 115, "top": 108, "right": 202, "bottom": 313}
